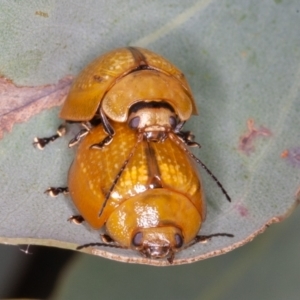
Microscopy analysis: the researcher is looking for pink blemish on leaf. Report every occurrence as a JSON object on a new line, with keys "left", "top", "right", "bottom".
{"left": 296, "top": 186, "right": 300, "bottom": 204}
{"left": 281, "top": 147, "right": 300, "bottom": 168}
{"left": 280, "top": 149, "right": 289, "bottom": 158}
{"left": 238, "top": 119, "right": 272, "bottom": 155}
{"left": 235, "top": 203, "right": 249, "bottom": 217}
{"left": 0, "top": 76, "right": 72, "bottom": 139}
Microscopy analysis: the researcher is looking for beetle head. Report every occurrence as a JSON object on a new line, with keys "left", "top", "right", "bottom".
{"left": 128, "top": 101, "right": 178, "bottom": 137}
{"left": 131, "top": 226, "right": 184, "bottom": 262}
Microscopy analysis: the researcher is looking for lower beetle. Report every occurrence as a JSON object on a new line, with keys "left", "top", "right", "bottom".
{"left": 46, "top": 121, "right": 232, "bottom": 263}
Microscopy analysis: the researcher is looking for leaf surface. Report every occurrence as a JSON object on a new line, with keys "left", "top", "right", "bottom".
{"left": 0, "top": 0, "right": 299, "bottom": 265}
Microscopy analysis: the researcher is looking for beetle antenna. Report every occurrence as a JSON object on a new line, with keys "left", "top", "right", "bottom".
{"left": 97, "top": 134, "right": 144, "bottom": 217}
{"left": 169, "top": 133, "right": 231, "bottom": 202}
{"left": 77, "top": 242, "right": 124, "bottom": 250}
{"left": 186, "top": 233, "right": 234, "bottom": 249}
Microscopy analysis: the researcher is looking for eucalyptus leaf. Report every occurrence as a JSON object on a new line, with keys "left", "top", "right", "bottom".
{"left": 0, "top": 0, "right": 299, "bottom": 265}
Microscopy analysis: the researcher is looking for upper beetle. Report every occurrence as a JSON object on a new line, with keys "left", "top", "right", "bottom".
{"left": 34, "top": 47, "right": 199, "bottom": 149}
{"left": 60, "top": 47, "right": 198, "bottom": 147}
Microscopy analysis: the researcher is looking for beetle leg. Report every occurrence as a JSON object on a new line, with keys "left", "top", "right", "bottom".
{"left": 68, "top": 215, "right": 85, "bottom": 224}
{"left": 68, "top": 128, "right": 89, "bottom": 147}
{"left": 90, "top": 108, "right": 115, "bottom": 149}
{"left": 44, "top": 187, "right": 69, "bottom": 197}
{"left": 100, "top": 234, "right": 115, "bottom": 244}
{"left": 33, "top": 124, "right": 66, "bottom": 150}
{"left": 174, "top": 121, "right": 201, "bottom": 148}
{"left": 90, "top": 135, "right": 113, "bottom": 149}
{"left": 174, "top": 120, "right": 185, "bottom": 132}
{"left": 100, "top": 107, "right": 114, "bottom": 135}
{"left": 68, "top": 121, "right": 94, "bottom": 147}
{"left": 176, "top": 130, "right": 201, "bottom": 148}
{"left": 167, "top": 252, "right": 175, "bottom": 264}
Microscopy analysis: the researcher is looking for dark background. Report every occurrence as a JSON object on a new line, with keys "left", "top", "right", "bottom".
{"left": 1, "top": 205, "right": 299, "bottom": 299}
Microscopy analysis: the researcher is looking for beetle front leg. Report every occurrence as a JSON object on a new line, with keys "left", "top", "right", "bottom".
{"left": 174, "top": 121, "right": 201, "bottom": 148}
{"left": 90, "top": 108, "right": 115, "bottom": 149}
{"left": 176, "top": 130, "right": 201, "bottom": 148}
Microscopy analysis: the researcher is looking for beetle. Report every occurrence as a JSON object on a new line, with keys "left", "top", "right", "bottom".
{"left": 70, "top": 121, "right": 204, "bottom": 262}
{"left": 35, "top": 47, "right": 233, "bottom": 263}
{"left": 47, "top": 121, "right": 232, "bottom": 263}
{"left": 33, "top": 47, "right": 198, "bottom": 149}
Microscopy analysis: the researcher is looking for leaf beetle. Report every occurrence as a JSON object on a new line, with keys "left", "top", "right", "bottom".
{"left": 34, "top": 47, "right": 198, "bottom": 149}
{"left": 34, "top": 47, "right": 233, "bottom": 264}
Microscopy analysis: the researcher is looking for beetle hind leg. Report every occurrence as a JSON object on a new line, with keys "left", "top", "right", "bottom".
{"left": 90, "top": 108, "right": 115, "bottom": 149}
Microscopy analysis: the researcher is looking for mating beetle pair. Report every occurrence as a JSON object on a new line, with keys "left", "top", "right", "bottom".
{"left": 34, "top": 47, "right": 232, "bottom": 263}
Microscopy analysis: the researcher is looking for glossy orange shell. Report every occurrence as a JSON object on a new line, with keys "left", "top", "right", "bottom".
{"left": 102, "top": 70, "right": 193, "bottom": 122}
{"left": 60, "top": 47, "right": 197, "bottom": 122}
{"left": 106, "top": 189, "right": 202, "bottom": 248}
{"left": 68, "top": 122, "right": 205, "bottom": 242}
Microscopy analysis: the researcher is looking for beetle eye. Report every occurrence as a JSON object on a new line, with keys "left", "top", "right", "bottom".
{"left": 169, "top": 116, "right": 177, "bottom": 129}
{"left": 174, "top": 233, "right": 183, "bottom": 248}
{"left": 129, "top": 116, "right": 140, "bottom": 129}
{"left": 132, "top": 232, "right": 143, "bottom": 247}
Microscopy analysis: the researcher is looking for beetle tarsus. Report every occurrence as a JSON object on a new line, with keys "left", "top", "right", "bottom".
{"left": 100, "top": 234, "right": 115, "bottom": 244}
{"left": 184, "top": 140, "right": 201, "bottom": 148}
{"left": 90, "top": 135, "right": 113, "bottom": 149}
{"left": 68, "top": 128, "right": 89, "bottom": 147}
{"left": 177, "top": 130, "right": 201, "bottom": 148}
{"left": 68, "top": 215, "right": 85, "bottom": 224}
{"left": 167, "top": 252, "right": 175, "bottom": 264}
{"left": 44, "top": 187, "right": 69, "bottom": 197}
{"left": 33, "top": 125, "right": 66, "bottom": 149}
